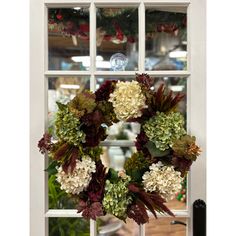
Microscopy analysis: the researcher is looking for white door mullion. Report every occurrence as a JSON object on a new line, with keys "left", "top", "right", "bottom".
{"left": 138, "top": 2, "right": 145, "bottom": 73}
{"left": 139, "top": 225, "right": 145, "bottom": 236}
{"left": 89, "top": 3, "right": 98, "bottom": 235}
{"left": 90, "top": 2, "right": 97, "bottom": 93}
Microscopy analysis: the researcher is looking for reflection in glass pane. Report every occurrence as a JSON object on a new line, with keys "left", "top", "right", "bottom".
{"left": 98, "top": 215, "right": 139, "bottom": 236}
{"left": 146, "top": 217, "right": 187, "bottom": 236}
{"left": 48, "top": 76, "right": 90, "bottom": 137}
{"left": 152, "top": 77, "right": 187, "bottom": 117}
{"left": 101, "top": 146, "right": 136, "bottom": 170}
{"left": 48, "top": 8, "right": 90, "bottom": 70}
{"left": 96, "top": 76, "right": 187, "bottom": 141}
{"left": 49, "top": 218, "right": 90, "bottom": 236}
{"left": 105, "top": 121, "right": 140, "bottom": 141}
{"left": 145, "top": 8, "right": 187, "bottom": 71}
{"left": 96, "top": 8, "right": 138, "bottom": 71}
{"left": 47, "top": 76, "right": 90, "bottom": 209}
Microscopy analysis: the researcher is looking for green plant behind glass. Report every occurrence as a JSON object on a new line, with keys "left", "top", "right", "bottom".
{"left": 48, "top": 175, "right": 90, "bottom": 236}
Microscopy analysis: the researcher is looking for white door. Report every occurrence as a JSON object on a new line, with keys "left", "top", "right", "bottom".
{"left": 30, "top": 0, "right": 206, "bottom": 235}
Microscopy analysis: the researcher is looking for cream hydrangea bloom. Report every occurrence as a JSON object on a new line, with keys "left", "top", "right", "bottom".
{"left": 56, "top": 157, "right": 96, "bottom": 195}
{"left": 109, "top": 81, "right": 147, "bottom": 121}
{"left": 142, "top": 162, "right": 183, "bottom": 201}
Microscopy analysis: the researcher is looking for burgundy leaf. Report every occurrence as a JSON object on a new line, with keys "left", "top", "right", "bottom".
{"left": 38, "top": 133, "right": 52, "bottom": 154}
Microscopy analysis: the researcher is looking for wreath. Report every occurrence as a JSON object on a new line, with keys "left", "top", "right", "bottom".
{"left": 38, "top": 74, "right": 201, "bottom": 224}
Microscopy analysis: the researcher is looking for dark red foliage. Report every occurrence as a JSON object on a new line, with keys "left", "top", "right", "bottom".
{"left": 77, "top": 161, "right": 107, "bottom": 220}
{"left": 81, "top": 110, "right": 104, "bottom": 126}
{"left": 155, "top": 84, "right": 185, "bottom": 112}
{"left": 52, "top": 143, "right": 79, "bottom": 174}
{"left": 127, "top": 200, "right": 149, "bottom": 225}
{"left": 128, "top": 183, "right": 174, "bottom": 221}
{"left": 95, "top": 80, "right": 117, "bottom": 101}
{"left": 135, "top": 131, "right": 151, "bottom": 156}
{"left": 82, "top": 125, "right": 107, "bottom": 147}
{"left": 78, "top": 201, "right": 104, "bottom": 220}
{"left": 172, "top": 155, "right": 192, "bottom": 177}
{"left": 62, "top": 147, "right": 79, "bottom": 174}
{"left": 136, "top": 73, "right": 154, "bottom": 89}
{"left": 38, "top": 133, "right": 52, "bottom": 154}
{"left": 86, "top": 161, "right": 107, "bottom": 202}
{"left": 54, "top": 143, "right": 70, "bottom": 160}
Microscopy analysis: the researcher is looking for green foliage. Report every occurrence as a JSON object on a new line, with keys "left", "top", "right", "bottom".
{"left": 124, "top": 152, "right": 150, "bottom": 182}
{"left": 68, "top": 91, "right": 96, "bottom": 118}
{"left": 45, "top": 160, "right": 58, "bottom": 175}
{"left": 103, "top": 177, "right": 132, "bottom": 220}
{"left": 49, "top": 218, "right": 90, "bottom": 236}
{"left": 172, "top": 135, "right": 201, "bottom": 161}
{"left": 83, "top": 146, "right": 103, "bottom": 162}
{"left": 143, "top": 112, "right": 186, "bottom": 151}
{"left": 107, "top": 168, "right": 119, "bottom": 183}
{"left": 48, "top": 175, "right": 90, "bottom": 236}
{"left": 145, "top": 141, "right": 171, "bottom": 157}
{"left": 55, "top": 102, "right": 85, "bottom": 146}
{"left": 97, "top": 100, "right": 118, "bottom": 126}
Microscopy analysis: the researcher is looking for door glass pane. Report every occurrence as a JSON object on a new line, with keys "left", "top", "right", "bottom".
{"left": 96, "top": 76, "right": 187, "bottom": 141}
{"left": 48, "top": 7, "right": 90, "bottom": 70}
{"left": 97, "top": 215, "right": 139, "bottom": 236}
{"left": 101, "top": 146, "right": 136, "bottom": 170}
{"left": 47, "top": 76, "right": 90, "bottom": 209}
{"left": 145, "top": 217, "right": 187, "bottom": 236}
{"left": 49, "top": 218, "right": 90, "bottom": 236}
{"left": 96, "top": 8, "right": 138, "bottom": 71}
{"left": 145, "top": 7, "right": 187, "bottom": 71}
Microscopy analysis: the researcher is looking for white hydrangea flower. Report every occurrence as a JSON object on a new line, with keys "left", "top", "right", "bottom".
{"left": 109, "top": 81, "right": 147, "bottom": 121}
{"left": 142, "top": 162, "right": 183, "bottom": 201}
{"left": 56, "top": 157, "right": 96, "bottom": 195}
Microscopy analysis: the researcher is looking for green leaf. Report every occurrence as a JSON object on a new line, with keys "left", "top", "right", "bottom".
{"left": 127, "top": 169, "right": 144, "bottom": 182}
{"left": 107, "top": 168, "right": 119, "bottom": 183}
{"left": 145, "top": 141, "right": 171, "bottom": 157}
{"left": 56, "top": 101, "right": 67, "bottom": 110}
{"left": 45, "top": 160, "right": 58, "bottom": 175}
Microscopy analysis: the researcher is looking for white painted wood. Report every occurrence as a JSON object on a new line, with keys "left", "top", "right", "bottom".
{"left": 100, "top": 140, "right": 135, "bottom": 147}
{"left": 45, "top": 209, "right": 189, "bottom": 217}
{"left": 45, "top": 70, "right": 91, "bottom": 76}
{"left": 146, "top": 70, "right": 190, "bottom": 77}
{"left": 90, "top": 220, "right": 97, "bottom": 236}
{"left": 139, "top": 224, "right": 145, "bottom": 236}
{"left": 30, "top": 0, "right": 46, "bottom": 235}
{"left": 45, "top": 0, "right": 190, "bottom": 3}
{"left": 188, "top": 0, "right": 206, "bottom": 236}
{"left": 90, "top": 2, "right": 96, "bottom": 77}
{"left": 30, "top": 0, "right": 206, "bottom": 235}
{"left": 139, "top": 2, "right": 145, "bottom": 72}
{"left": 45, "top": 210, "right": 83, "bottom": 217}
{"left": 95, "top": 70, "right": 189, "bottom": 76}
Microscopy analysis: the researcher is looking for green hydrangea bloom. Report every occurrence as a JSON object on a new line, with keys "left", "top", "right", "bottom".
{"left": 103, "top": 177, "right": 132, "bottom": 220}
{"left": 55, "top": 102, "right": 85, "bottom": 146}
{"left": 143, "top": 112, "right": 186, "bottom": 151}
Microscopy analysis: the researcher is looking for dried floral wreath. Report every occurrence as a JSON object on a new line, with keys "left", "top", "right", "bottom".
{"left": 38, "top": 74, "right": 201, "bottom": 225}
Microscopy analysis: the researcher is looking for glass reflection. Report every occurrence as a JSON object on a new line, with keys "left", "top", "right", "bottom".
{"left": 145, "top": 8, "right": 187, "bottom": 71}
{"left": 96, "top": 76, "right": 187, "bottom": 141}
{"left": 101, "top": 146, "right": 136, "bottom": 171}
{"left": 145, "top": 217, "right": 187, "bottom": 236}
{"left": 48, "top": 8, "right": 90, "bottom": 70}
{"left": 96, "top": 8, "right": 139, "bottom": 71}
{"left": 49, "top": 218, "right": 90, "bottom": 236}
{"left": 47, "top": 76, "right": 90, "bottom": 209}
{"left": 98, "top": 215, "right": 139, "bottom": 236}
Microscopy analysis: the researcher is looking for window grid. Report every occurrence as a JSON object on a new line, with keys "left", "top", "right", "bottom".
{"left": 44, "top": 2, "right": 190, "bottom": 236}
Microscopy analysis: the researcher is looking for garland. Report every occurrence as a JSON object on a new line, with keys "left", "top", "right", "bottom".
{"left": 48, "top": 8, "right": 186, "bottom": 43}
{"left": 38, "top": 74, "right": 201, "bottom": 224}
